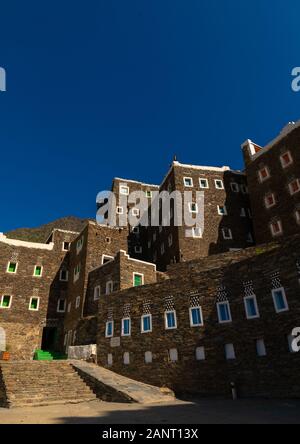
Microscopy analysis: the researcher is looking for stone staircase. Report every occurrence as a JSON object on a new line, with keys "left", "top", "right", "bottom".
{"left": 0, "top": 361, "right": 97, "bottom": 408}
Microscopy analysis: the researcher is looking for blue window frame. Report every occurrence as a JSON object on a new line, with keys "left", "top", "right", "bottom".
{"left": 189, "top": 307, "right": 203, "bottom": 327}
{"left": 272, "top": 288, "right": 289, "bottom": 313}
{"left": 217, "top": 301, "right": 232, "bottom": 323}
{"left": 165, "top": 310, "right": 177, "bottom": 329}
{"left": 244, "top": 295, "right": 259, "bottom": 319}
{"left": 141, "top": 314, "right": 152, "bottom": 333}
{"left": 122, "top": 318, "right": 131, "bottom": 336}
{"left": 105, "top": 321, "right": 114, "bottom": 338}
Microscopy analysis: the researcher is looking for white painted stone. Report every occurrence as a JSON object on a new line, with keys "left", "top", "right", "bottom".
{"left": 68, "top": 344, "right": 97, "bottom": 360}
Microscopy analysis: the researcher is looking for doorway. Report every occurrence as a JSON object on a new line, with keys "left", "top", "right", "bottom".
{"left": 41, "top": 327, "right": 57, "bottom": 351}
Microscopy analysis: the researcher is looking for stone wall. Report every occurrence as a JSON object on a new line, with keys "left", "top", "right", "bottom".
{"left": 97, "top": 234, "right": 300, "bottom": 398}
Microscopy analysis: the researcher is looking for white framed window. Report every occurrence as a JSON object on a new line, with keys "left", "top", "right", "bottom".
{"left": 192, "top": 227, "right": 202, "bottom": 238}
{"left": 73, "top": 263, "right": 81, "bottom": 282}
{"left": 222, "top": 228, "right": 233, "bottom": 240}
{"left": 145, "top": 351, "right": 153, "bottom": 363}
{"left": 33, "top": 265, "right": 43, "bottom": 277}
{"left": 199, "top": 178, "right": 209, "bottom": 189}
{"left": 195, "top": 346, "right": 206, "bottom": 361}
{"left": 0, "top": 294, "right": 12, "bottom": 309}
{"left": 188, "top": 202, "right": 198, "bottom": 213}
{"left": 264, "top": 193, "right": 276, "bottom": 209}
{"left": 107, "top": 353, "right": 113, "bottom": 366}
{"left": 132, "top": 208, "right": 140, "bottom": 217}
{"left": 57, "top": 299, "right": 66, "bottom": 313}
{"left": 169, "top": 348, "right": 178, "bottom": 362}
{"left": 240, "top": 208, "right": 246, "bottom": 217}
{"left": 295, "top": 209, "right": 300, "bottom": 225}
{"left": 119, "top": 185, "right": 129, "bottom": 195}
{"left": 160, "top": 243, "right": 165, "bottom": 255}
{"left": 189, "top": 306, "right": 204, "bottom": 327}
{"left": 134, "top": 246, "right": 142, "bottom": 254}
{"left": 29, "top": 297, "right": 40, "bottom": 311}
{"left": 183, "top": 177, "right": 193, "bottom": 187}
{"left": 258, "top": 166, "right": 270, "bottom": 183}
{"left": 288, "top": 179, "right": 300, "bottom": 196}
{"left": 132, "top": 226, "right": 140, "bottom": 234}
{"left": 106, "top": 281, "right": 114, "bottom": 295}
{"left": 164, "top": 310, "right": 177, "bottom": 330}
{"left": 123, "top": 352, "right": 130, "bottom": 365}
{"left": 75, "top": 296, "right": 80, "bottom": 309}
{"left": 272, "top": 287, "right": 289, "bottom": 313}
{"left": 102, "top": 255, "right": 114, "bottom": 264}
{"left": 133, "top": 273, "right": 144, "bottom": 287}
{"left": 215, "top": 179, "right": 224, "bottom": 190}
{"left": 116, "top": 206, "right": 124, "bottom": 214}
{"left": 62, "top": 242, "right": 70, "bottom": 251}
{"left": 280, "top": 151, "right": 293, "bottom": 169}
{"left": 146, "top": 190, "right": 152, "bottom": 198}
{"left": 141, "top": 314, "right": 152, "bottom": 333}
{"left": 7, "top": 261, "right": 18, "bottom": 274}
{"left": 94, "top": 286, "right": 101, "bottom": 300}
{"left": 244, "top": 295, "right": 260, "bottom": 319}
{"left": 256, "top": 339, "right": 267, "bottom": 357}
{"left": 168, "top": 233, "right": 173, "bottom": 247}
{"left": 230, "top": 182, "right": 239, "bottom": 193}
{"left": 217, "top": 301, "right": 232, "bottom": 323}
{"left": 121, "top": 318, "right": 131, "bottom": 336}
{"left": 225, "top": 343, "right": 236, "bottom": 360}
{"left": 105, "top": 321, "right": 114, "bottom": 338}
{"left": 60, "top": 269, "right": 69, "bottom": 282}
{"left": 270, "top": 220, "right": 283, "bottom": 237}
{"left": 76, "top": 237, "right": 84, "bottom": 254}
{"left": 218, "top": 205, "right": 227, "bottom": 216}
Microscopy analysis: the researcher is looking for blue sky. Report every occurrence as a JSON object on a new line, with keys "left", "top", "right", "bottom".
{"left": 0, "top": 0, "right": 299, "bottom": 232}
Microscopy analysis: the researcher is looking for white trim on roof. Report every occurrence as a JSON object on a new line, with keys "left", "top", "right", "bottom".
{"left": 0, "top": 233, "right": 54, "bottom": 250}
{"left": 113, "top": 178, "right": 159, "bottom": 188}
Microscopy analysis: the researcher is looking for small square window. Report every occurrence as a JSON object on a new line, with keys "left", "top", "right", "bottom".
{"left": 217, "top": 301, "right": 232, "bottom": 323}
{"left": 270, "top": 220, "right": 283, "bottom": 237}
{"left": 134, "top": 246, "right": 142, "bottom": 254}
{"left": 195, "top": 346, "right": 206, "bottom": 361}
{"left": 264, "top": 193, "right": 276, "bottom": 209}
{"left": 225, "top": 343, "right": 236, "bottom": 360}
{"left": 116, "top": 206, "right": 124, "bottom": 214}
{"left": 218, "top": 205, "right": 227, "bottom": 216}
{"left": 62, "top": 242, "right": 70, "bottom": 251}
{"left": 215, "top": 179, "right": 224, "bottom": 190}
{"left": 188, "top": 202, "right": 198, "bottom": 213}
{"left": 132, "top": 208, "right": 140, "bottom": 217}
{"left": 222, "top": 228, "right": 233, "bottom": 240}
{"left": 0, "top": 295, "right": 12, "bottom": 309}
{"left": 122, "top": 318, "right": 131, "bottom": 336}
{"left": 146, "top": 190, "right": 152, "bottom": 198}
{"left": 57, "top": 299, "right": 66, "bottom": 313}
{"left": 184, "top": 177, "right": 193, "bottom": 187}
{"left": 280, "top": 151, "right": 293, "bottom": 169}
{"left": 141, "top": 314, "right": 152, "bottom": 333}
{"left": 120, "top": 185, "right": 129, "bottom": 195}
{"left": 60, "top": 269, "right": 68, "bottom": 282}
{"left": 34, "top": 265, "right": 43, "bottom": 277}
{"left": 288, "top": 179, "right": 300, "bottom": 195}
{"left": 94, "top": 286, "right": 101, "bottom": 301}
{"left": 199, "top": 178, "right": 209, "bottom": 189}
{"left": 132, "top": 226, "right": 140, "bottom": 234}
{"left": 165, "top": 310, "right": 177, "bottom": 329}
{"left": 230, "top": 183, "right": 239, "bottom": 193}
{"left": 133, "top": 273, "right": 144, "bottom": 287}
{"left": 189, "top": 306, "right": 204, "bottom": 327}
{"left": 272, "top": 288, "right": 289, "bottom": 313}
{"left": 29, "top": 297, "right": 40, "bottom": 311}
{"left": 7, "top": 262, "right": 17, "bottom": 274}
{"left": 258, "top": 166, "right": 270, "bottom": 183}
{"left": 106, "top": 237, "right": 111, "bottom": 244}
{"left": 191, "top": 227, "right": 202, "bottom": 238}
{"left": 244, "top": 295, "right": 260, "bottom": 319}
{"left": 105, "top": 321, "right": 114, "bottom": 338}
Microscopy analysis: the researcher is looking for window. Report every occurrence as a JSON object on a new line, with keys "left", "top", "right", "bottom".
{"left": 105, "top": 321, "right": 114, "bottom": 338}
{"left": 192, "top": 227, "right": 202, "bottom": 238}
{"left": 222, "top": 228, "right": 233, "bottom": 240}
{"left": 225, "top": 344, "right": 236, "bottom": 360}
{"left": 75, "top": 296, "right": 80, "bottom": 309}
{"left": 295, "top": 209, "right": 300, "bottom": 225}
{"left": 60, "top": 269, "right": 69, "bottom": 282}
{"left": 165, "top": 310, "right": 177, "bottom": 330}
{"left": 217, "top": 301, "right": 232, "bottom": 323}
{"left": 141, "top": 314, "right": 152, "bottom": 333}
{"left": 116, "top": 206, "right": 124, "bottom": 214}
{"left": 270, "top": 220, "right": 283, "bottom": 237}
{"left": 258, "top": 166, "right": 270, "bottom": 183}
{"left": 272, "top": 287, "right": 289, "bottom": 313}
{"left": 184, "top": 177, "right": 193, "bottom": 187}
{"left": 146, "top": 190, "right": 152, "bottom": 198}
{"left": 288, "top": 179, "right": 300, "bottom": 195}
{"left": 132, "top": 208, "right": 140, "bottom": 217}
{"left": 256, "top": 339, "right": 267, "bottom": 357}
{"left": 29, "top": 297, "right": 40, "bottom": 311}
{"left": 120, "top": 185, "right": 129, "bottom": 195}
{"left": 169, "top": 348, "right": 178, "bottom": 362}
{"left": 106, "top": 281, "right": 114, "bottom": 295}
{"left": 123, "top": 352, "right": 130, "bottom": 365}
{"left": 132, "top": 226, "right": 139, "bottom": 234}
{"left": 133, "top": 273, "right": 144, "bottom": 287}
{"left": 280, "top": 151, "right": 293, "bottom": 168}
{"left": 215, "top": 179, "right": 224, "bottom": 189}
{"left": 244, "top": 295, "right": 260, "bottom": 319}
{"left": 161, "top": 243, "right": 165, "bottom": 255}
{"left": 57, "top": 299, "right": 66, "bottom": 313}
{"left": 230, "top": 182, "right": 239, "bottom": 193}
{"left": 7, "top": 262, "right": 17, "bottom": 274}
{"left": 33, "top": 265, "right": 43, "bottom": 277}
{"left": 102, "top": 255, "right": 114, "bottom": 264}
{"left": 264, "top": 193, "right": 276, "bottom": 209}
{"left": 67, "top": 302, "right": 71, "bottom": 313}
{"left": 134, "top": 246, "right": 142, "bottom": 254}
{"left": 76, "top": 237, "right": 83, "bottom": 254}
{"left": 122, "top": 318, "right": 131, "bottom": 336}
{"left": 107, "top": 353, "right": 113, "bottom": 366}
{"left": 188, "top": 202, "right": 198, "bottom": 213}
{"left": 94, "top": 286, "right": 101, "bottom": 301}
{"left": 189, "top": 306, "right": 204, "bottom": 327}
{"left": 62, "top": 242, "right": 70, "bottom": 251}
{"left": 106, "top": 237, "right": 111, "bottom": 244}
{"left": 240, "top": 208, "right": 246, "bottom": 217}
{"left": 199, "top": 178, "right": 209, "bottom": 189}
{"left": 218, "top": 205, "right": 227, "bottom": 216}
{"left": 74, "top": 263, "right": 81, "bottom": 281}
{"left": 145, "top": 351, "right": 152, "bottom": 364}
{"left": 0, "top": 295, "right": 12, "bottom": 309}
{"left": 195, "top": 346, "right": 206, "bottom": 361}
{"left": 168, "top": 233, "right": 173, "bottom": 247}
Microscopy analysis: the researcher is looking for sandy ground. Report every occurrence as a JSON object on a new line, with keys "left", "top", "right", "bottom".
{"left": 0, "top": 398, "right": 300, "bottom": 424}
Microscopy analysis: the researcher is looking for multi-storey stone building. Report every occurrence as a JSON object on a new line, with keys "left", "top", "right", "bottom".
{"left": 1, "top": 120, "right": 300, "bottom": 399}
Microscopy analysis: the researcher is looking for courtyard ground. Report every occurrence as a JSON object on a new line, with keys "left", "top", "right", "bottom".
{"left": 0, "top": 398, "right": 300, "bottom": 424}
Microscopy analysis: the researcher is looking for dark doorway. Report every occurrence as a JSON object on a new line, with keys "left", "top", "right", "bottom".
{"left": 41, "top": 327, "right": 57, "bottom": 351}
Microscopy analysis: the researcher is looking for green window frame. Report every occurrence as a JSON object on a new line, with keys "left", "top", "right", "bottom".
{"left": 0, "top": 295, "right": 11, "bottom": 308}
{"left": 7, "top": 262, "right": 17, "bottom": 273}
{"left": 133, "top": 273, "right": 143, "bottom": 287}
{"left": 34, "top": 266, "right": 42, "bottom": 277}
{"left": 29, "top": 297, "right": 39, "bottom": 311}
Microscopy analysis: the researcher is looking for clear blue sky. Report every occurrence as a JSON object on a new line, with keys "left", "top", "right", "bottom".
{"left": 0, "top": 0, "right": 299, "bottom": 232}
